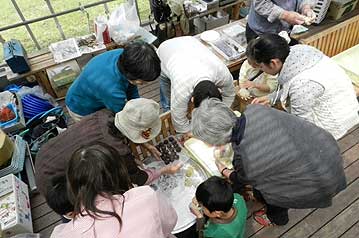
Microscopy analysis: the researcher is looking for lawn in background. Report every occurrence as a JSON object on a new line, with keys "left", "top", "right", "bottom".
{"left": 0, "top": 0, "right": 151, "bottom": 62}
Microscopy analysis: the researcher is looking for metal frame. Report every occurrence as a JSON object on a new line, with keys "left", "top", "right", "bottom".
{"left": 0, "top": 0, "right": 147, "bottom": 50}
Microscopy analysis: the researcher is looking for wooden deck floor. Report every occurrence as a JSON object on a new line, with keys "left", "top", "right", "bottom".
{"left": 30, "top": 81, "right": 359, "bottom": 237}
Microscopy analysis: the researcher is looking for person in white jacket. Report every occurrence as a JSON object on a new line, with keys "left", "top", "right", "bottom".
{"left": 157, "top": 36, "right": 235, "bottom": 135}
{"left": 250, "top": 34, "right": 359, "bottom": 140}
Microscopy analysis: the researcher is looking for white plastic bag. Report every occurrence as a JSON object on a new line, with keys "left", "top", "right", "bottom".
{"left": 108, "top": 1, "right": 140, "bottom": 44}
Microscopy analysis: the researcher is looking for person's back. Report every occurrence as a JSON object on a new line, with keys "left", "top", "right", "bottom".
{"left": 157, "top": 36, "right": 235, "bottom": 133}
{"left": 35, "top": 109, "right": 131, "bottom": 195}
{"left": 248, "top": 0, "right": 297, "bottom": 35}
{"left": 51, "top": 186, "right": 177, "bottom": 238}
{"left": 65, "top": 42, "right": 161, "bottom": 118}
{"left": 280, "top": 45, "right": 359, "bottom": 139}
{"left": 66, "top": 49, "right": 130, "bottom": 115}
{"left": 235, "top": 104, "right": 346, "bottom": 209}
{"left": 204, "top": 194, "right": 247, "bottom": 238}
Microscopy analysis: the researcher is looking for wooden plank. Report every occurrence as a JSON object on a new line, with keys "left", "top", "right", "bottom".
{"left": 33, "top": 211, "right": 61, "bottom": 233}
{"left": 31, "top": 193, "right": 47, "bottom": 209}
{"left": 311, "top": 198, "right": 359, "bottom": 238}
{"left": 342, "top": 143, "right": 359, "bottom": 168}
{"left": 32, "top": 202, "right": 54, "bottom": 220}
{"left": 281, "top": 171, "right": 359, "bottom": 238}
{"left": 247, "top": 139, "right": 359, "bottom": 238}
{"left": 338, "top": 127, "right": 359, "bottom": 153}
{"left": 340, "top": 221, "right": 359, "bottom": 238}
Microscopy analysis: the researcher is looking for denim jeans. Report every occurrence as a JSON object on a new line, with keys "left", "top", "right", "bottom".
{"left": 159, "top": 72, "right": 171, "bottom": 112}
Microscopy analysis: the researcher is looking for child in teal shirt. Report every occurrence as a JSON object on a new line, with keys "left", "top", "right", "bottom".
{"left": 190, "top": 176, "right": 247, "bottom": 238}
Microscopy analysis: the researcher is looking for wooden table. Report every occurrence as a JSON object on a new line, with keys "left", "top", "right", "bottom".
{"left": 5, "top": 42, "right": 120, "bottom": 98}
{"left": 195, "top": 19, "right": 247, "bottom": 73}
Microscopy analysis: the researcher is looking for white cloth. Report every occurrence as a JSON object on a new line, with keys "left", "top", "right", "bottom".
{"left": 281, "top": 56, "right": 359, "bottom": 140}
{"left": 157, "top": 36, "right": 235, "bottom": 133}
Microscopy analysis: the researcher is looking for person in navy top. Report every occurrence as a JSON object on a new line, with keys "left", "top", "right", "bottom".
{"left": 65, "top": 41, "right": 161, "bottom": 121}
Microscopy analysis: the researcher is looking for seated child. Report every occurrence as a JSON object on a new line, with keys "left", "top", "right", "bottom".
{"left": 190, "top": 176, "right": 247, "bottom": 238}
{"left": 45, "top": 175, "right": 74, "bottom": 222}
{"left": 237, "top": 60, "right": 278, "bottom": 99}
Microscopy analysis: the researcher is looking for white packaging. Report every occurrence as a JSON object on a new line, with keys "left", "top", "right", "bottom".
{"left": 0, "top": 174, "right": 33, "bottom": 238}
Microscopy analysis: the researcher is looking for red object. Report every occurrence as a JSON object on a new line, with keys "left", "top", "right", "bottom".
{"left": 0, "top": 106, "right": 16, "bottom": 122}
{"left": 95, "top": 24, "right": 111, "bottom": 44}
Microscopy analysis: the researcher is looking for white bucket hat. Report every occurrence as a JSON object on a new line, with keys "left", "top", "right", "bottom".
{"left": 115, "top": 98, "right": 161, "bottom": 143}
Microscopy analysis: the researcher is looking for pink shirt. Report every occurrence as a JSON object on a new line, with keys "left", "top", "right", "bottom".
{"left": 50, "top": 186, "right": 177, "bottom": 238}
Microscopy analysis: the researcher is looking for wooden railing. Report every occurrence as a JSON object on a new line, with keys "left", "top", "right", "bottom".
{"left": 300, "top": 13, "right": 359, "bottom": 57}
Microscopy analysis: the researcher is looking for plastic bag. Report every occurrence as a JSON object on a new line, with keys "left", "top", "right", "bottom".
{"left": 108, "top": 1, "right": 140, "bottom": 44}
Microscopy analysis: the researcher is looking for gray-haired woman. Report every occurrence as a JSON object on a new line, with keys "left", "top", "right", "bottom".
{"left": 191, "top": 98, "right": 346, "bottom": 227}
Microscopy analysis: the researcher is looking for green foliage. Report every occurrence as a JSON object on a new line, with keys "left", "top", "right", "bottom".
{"left": 0, "top": 0, "right": 151, "bottom": 62}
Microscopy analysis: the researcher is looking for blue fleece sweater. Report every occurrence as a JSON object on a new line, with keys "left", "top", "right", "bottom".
{"left": 65, "top": 49, "right": 140, "bottom": 116}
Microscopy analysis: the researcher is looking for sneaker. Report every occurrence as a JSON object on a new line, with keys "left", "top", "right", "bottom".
{"left": 253, "top": 208, "right": 273, "bottom": 227}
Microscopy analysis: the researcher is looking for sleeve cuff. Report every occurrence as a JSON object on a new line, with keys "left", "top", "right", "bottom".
{"left": 268, "top": 6, "right": 285, "bottom": 23}
{"left": 144, "top": 168, "right": 162, "bottom": 185}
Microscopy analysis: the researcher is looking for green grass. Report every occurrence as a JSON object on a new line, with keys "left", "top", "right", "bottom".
{"left": 0, "top": 0, "right": 151, "bottom": 62}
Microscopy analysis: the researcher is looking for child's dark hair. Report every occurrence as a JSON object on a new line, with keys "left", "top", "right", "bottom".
{"left": 193, "top": 80, "right": 222, "bottom": 108}
{"left": 118, "top": 41, "right": 161, "bottom": 82}
{"left": 246, "top": 34, "right": 290, "bottom": 65}
{"left": 45, "top": 175, "right": 74, "bottom": 216}
{"left": 67, "top": 141, "right": 133, "bottom": 228}
{"left": 107, "top": 114, "right": 126, "bottom": 140}
{"left": 196, "top": 176, "right": 234, "bottom": 213}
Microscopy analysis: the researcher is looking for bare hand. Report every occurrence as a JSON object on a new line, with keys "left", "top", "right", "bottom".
{"left": 251, "top": 96, "right": 270, "bottom": 106}
{"left": 281, "top": 11, "right": 305, "bottom": 25}
{"left": 144, "top": 143, "right": 162, "bottom": 161}
{"left": 302, "top": 8, "right": 316, "bottom": 25}
{"left": 240, "top": 81, "right": 256, "bottom": 89}
{"left": 189, "top": 198, "right": 203, "bottom": 218}
{"left": 215, "top": 159, "right": 227, "bottom": 174}
{"left": 179, "top": 132, "right": 192, "bottom": 144}
{"left": 161, "top": 162, "right": 183, "bottom": 175}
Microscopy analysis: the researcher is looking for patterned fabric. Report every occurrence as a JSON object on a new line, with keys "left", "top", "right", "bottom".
{"left": 157, "top": 36, "right": 235, "bottom": 133}
{"left": 50, "top": 186, "right": 177, "bottom": 238}
{"left": 238, "top": 60, "right": 278, "bottom": 97}
{"left": 230, "top": 105, "right": 346, "bottom": 209}
{"left": 273, "top": 45, "right": 359, "bottom": 139}
{"left": 65, "top": 49, "right": 139, "bottom": 116}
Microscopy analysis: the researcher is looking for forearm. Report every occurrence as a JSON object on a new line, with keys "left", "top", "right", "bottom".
{"left": 253, "top": 83, "right": 271, "bottom": 93}
{"left": 143, "top": 168, "right": 162, "bottom": 185}
{"left": 253, "top": 0, "right": 285, "bottom": 22}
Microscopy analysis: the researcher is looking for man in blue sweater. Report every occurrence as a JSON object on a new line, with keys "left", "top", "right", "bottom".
{"left": 65, "top": 41, "right": 161, "bottom": 121}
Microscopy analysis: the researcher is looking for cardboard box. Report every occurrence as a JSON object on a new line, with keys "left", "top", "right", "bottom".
{"left": 328, "top": 0, "right": 358, "bottom": 20}
{"left": 46, "top": 60, "right": 80, "bottom": 98}
{"left": 0, "top": 174, "right": 33, "bottom": 237}
{"left": 194, "top": 10, "right": 229, "bottom": 33}
{"left": 0, "top": 129, "right": 14, "bottom": 166}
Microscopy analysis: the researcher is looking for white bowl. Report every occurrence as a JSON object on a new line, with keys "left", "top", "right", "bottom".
{"left": 200, "top": 30, "right": 220, "bottom": 43}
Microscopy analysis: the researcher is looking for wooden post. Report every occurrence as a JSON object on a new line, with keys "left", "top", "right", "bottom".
{"left": 232, "top": 2, "right": 241, "bottom": 20}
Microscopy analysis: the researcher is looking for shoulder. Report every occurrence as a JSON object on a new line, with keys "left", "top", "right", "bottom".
{"left": 123, "top": 186, "right": 156, "bottom": 200}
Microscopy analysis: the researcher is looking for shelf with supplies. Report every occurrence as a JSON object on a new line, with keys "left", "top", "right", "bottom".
{"left": 185, "top": 0, "right": 244, "bottom": 21}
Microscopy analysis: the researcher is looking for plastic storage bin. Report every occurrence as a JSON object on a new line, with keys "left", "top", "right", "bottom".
{"left": 194, "top": 11, "right": 229, "bottom": 33}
